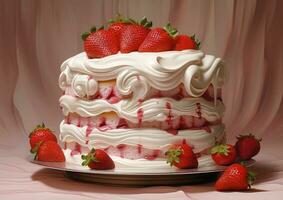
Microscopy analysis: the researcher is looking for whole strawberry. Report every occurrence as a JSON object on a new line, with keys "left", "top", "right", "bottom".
{"left": 34, "top": 140, "right": 65, "bottom": 162}
{"left": 165, "top": 143, "right": 198, "bottom": 169}
{"left": 138, "top": 23, "right": 178, "bottom": 52}
{"left": 81, "top": 148, "right": 115, "bottom": 170}
{"left": 120, "top": 17, "right": 152, "bottom": 53}
{"left": 29, "top": 123, "right": 57, "bottom": 152}
{"left": 215, "top": 163, "right": 255, "bottom": 191}
{"left": 174, "top": 34, "right": 201, "bottom": 50}
{"left": 108, "top": 14, "right": 133, "bottom": 40}
{"left": 82, "top": 26, "right": 119, "bottom": 58}
{"left": 235, "top": 134, "right": 261, "bottom": 161}
{"left": 211, "top": 144, "right": 237, "bottom": 166}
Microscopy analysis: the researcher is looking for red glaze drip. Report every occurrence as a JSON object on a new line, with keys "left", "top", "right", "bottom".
{"left": 137, "top": 144, "right": 142, "bottom": 154}
{"left": 85, "top": 117, "right": 94, "bottom": 144}
{"left": 117, "top": 144, "right": 126, "bottom": 158}
{"left": 137, "top": 108, "right": 144, "bottom": 127}
{"left": 179, "top": 116, "right": 186, "bottom": 129}
{"left": 137, "top": 98, "right": 143, "bottom": 106}
{"left": 63, "top": 142, "right": 67, "bottom": 150}
{"left": 117, "top": 118, "right": 128, "bottom": 129}
{"left": 165, "top": 102, "right": 173, "bottom": 128}
{"left": 70, "top": 143, "right": 81, "bottom": 156}
{"left": 77, "top": 117, "right": 82, "bottom": 127}
{"left": 145, "top": 150, "right": 160, "bottom": 160}
{"left": 196, "top": 103, "right": 202, "bottom": 118}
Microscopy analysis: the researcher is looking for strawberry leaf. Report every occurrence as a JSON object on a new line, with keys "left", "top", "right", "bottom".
{"left": 81, "top": 32, "right": 90, "bottom": 41}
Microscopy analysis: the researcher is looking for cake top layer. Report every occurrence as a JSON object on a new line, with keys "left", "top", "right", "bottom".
{"left": 59, "top": 50, "right": 225, "bottom": 100}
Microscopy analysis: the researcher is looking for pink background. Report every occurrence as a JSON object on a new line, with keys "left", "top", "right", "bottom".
{"left": 1, "top": 0, "right": 283, "bottom": 199}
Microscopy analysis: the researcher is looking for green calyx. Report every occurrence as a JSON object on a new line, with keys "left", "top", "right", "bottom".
{"left": 139, "top": 16, "right": 152, "bottom": 28}
{"left": 108, "top": 13, "right": 134, "bottom": 24}
{"left": 165, "top": 148, "right": 182, "bottom": 166}
{"left": 81, "top": 148, "right": 99, "bottom": 166}
{"left": 247, "top": 171, "right": 256, "bottom": 188}
{"left": 30, "top": 141, "right": 43, "bottom": 160}
{"left": 81, "top": 25, "right": 104, "bottom": 41}
{"left": 210, "top": 144, "right": 230, "bottom": 156}
{"left": 29, "top": 122, "right": 50, "bottom": 138}
{"left": 163, "top": 23, "right": 178, "bottom": 37}
{"left": 190, "top": 34, "right": 201, "bottom": 50}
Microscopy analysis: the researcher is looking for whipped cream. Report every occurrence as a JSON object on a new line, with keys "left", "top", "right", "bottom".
{"left": 59, "top": 50, "right": 225, "bottom": 101}
{"left": 60, "top": 122, "right": 225, "bottom": 153}
{"left": 60, "top": 95, "right": 224, "bottom": 123}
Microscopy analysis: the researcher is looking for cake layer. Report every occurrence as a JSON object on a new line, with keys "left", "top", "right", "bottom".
{"left": 59, "top": 50, "right": 225, "bottom": 104}
{"left": 60, "top": 95, "right": 224, "bottom": 123}
{"left": 60, "top": 122, "right": 225, "bottom": 154}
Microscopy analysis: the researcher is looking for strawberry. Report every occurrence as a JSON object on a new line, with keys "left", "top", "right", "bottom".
{"left": 235, "top": 134, "right": 261, "bottom": 161}
{"left": 120, "top": 17, "right": 152, "bottom": 53}
{"left": 29, "top": 123, "right": 57, "bottom": 152}
{"left": 108, "top": 14, "right": 133, "bottom": 40}
{"left": 33, "top": 140, "right": 65, "bottom": 162}
{"left": 82, "top": 26, "right": 119, "bottom": 58}
{"left": 211, "top": 144, "right": 237, "bottom": 166}
{"left": 215, "top": 163, "right": 256, "bottom": 191}
{"left": 165, "top": 143, "right": 198, "bottom": 169}
{"left": 174, "top": 34, "right": 201, "bottom": 50}
{"left": 138, "top": 23, "right": 178, "bottom": 52}
{"left": 81, "top": 148, "right": 115, "bottom": 170}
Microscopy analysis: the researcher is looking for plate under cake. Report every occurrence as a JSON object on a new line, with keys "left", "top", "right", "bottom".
{"left": 58, "top": 50, "right": 226, "bottom": 170}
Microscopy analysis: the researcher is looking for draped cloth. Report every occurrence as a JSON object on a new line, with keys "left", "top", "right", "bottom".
{"left": 0, "top": 0, "right": 283, "bottom": 199}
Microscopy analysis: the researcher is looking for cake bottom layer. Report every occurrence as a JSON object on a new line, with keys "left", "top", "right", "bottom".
{"left": 63, "top": 148, "right": 216, "bottom": 171}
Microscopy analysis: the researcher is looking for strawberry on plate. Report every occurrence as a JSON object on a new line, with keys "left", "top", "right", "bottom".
{"left": 215, "top": 163, "right": 256, "bottom": 191}
{"left": 165, "top": 143, "right": 198, "bottom": 169}
{"left": 174, "top": 34, "right": 201, "bottom": 50}
{"left": 120, "top": 17, "right": 152, "bottom": 53}
{"left": 235, "top": 134, "right": 261, "bottom": 161}
{"left": 211, "top": 144, "right": 237, "bottom": 166}
{"left": 29, "top": 123, "right": 57, "bottom": 152}
{"left": 81, "top": 148, "right": 115, "bottom": 170}
{"left": 138, "top": 23, "right": 178, "bottom": 52}
{"left": 82, "top": 26, "right": 119, "bottom": 58}
{"left": 32, "top": 140, "right": 65, "bottom": 162}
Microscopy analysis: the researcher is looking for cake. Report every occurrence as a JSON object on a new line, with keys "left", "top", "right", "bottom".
{"left": 58, "top": 50, "right": 226, "bottom": 170}
{"left": 58, "top": 17, "right": 226, "bottom": 171}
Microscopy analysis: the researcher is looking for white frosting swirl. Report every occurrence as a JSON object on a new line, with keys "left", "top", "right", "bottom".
{"left": 59, "top": 95, "right": 224, "bottom": 123}
{"left": 59, "top": 50, "right": 225, "bottom": 99}
{"left": 60, "top": 122, "right": 225, "bottom": 153}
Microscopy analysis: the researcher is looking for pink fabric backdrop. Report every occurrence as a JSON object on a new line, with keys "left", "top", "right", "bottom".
{"left": 1, "top": 0, "right": 283, "bottom": 199}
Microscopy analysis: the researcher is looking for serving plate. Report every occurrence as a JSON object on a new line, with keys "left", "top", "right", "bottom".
{"left": 30, "top": 157, "right": 255, "bottom": 186}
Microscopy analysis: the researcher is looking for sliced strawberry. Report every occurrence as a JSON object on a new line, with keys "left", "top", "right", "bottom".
{"left": 81, "top": 148, "right": 115, "bottom": 170}
{"left": 99, "top": 86, "right": 113, "bottom": 99}
{"left": 174, "top": 34, "right": 200, "bottom": 50}
{"left": 29, "top": 123, "right": 57, "bottom": 151}
{"left": 211, "top": 144, "right": 237, "bottom": 166}
{"left": 138, "top": 23, "right": 178, "bottom": 52}
{"left": 34, "top": 140, "right": 65, "bottom": 162}
{"left": 235, "top": 134, "right": 261, "bottom": 161}
{"left": 215, "top": 163, "right": 256, "bottom": 191}
{"left": 82, "top": 26, "right": 119, "bottom": 58}
{"left": 120, "top": 17, "right": 152, "bottom": 53}
{"left": 165, "top": 143, "right": 198, "bottom": 169}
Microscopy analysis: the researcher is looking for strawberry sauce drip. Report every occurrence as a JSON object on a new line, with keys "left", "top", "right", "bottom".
{"left": 196, "top": 103, "right": 202, "bottom": 118}
{"left": 117, "top": 144, "right": 126, "bottom": 158}
{"left": 137, "top": 98, "right": 143, "bottom": 106}
{"left": 85, "top": 118, "right": 94, "bottom": 144}
{"left": 65, "top": 115, "right": 71, "bottom": 124}
{"left": 77, "top": 117, "right": 82, "bottom": 127}
{"left": 145, "top": 150, "right": 160, "bottom": 160}
{"left": 202, "top": 126, "right": 211, "bottom": 133}
{"left": 165, "top": 102, "right": 173, "bottom": 130}
{"left": 167, "top": 129, "right": 178, "bottom": 135}
{"left": 63, "top": 142, "right": 67, "bottom": 150}
{"left": 70, "top": 143, "right": 81, "bottom": 156}
{"left": 137, "top": 108, "right": 144, "bottom": 127}
{"left": 137, "top": 144, "right": 142, "bottom": 154}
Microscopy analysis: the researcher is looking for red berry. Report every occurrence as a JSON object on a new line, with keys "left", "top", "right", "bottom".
{"left": 211, "top": 144, "right": 237, "bottom": 166}
{"left": 215, "top": 163, "right": 255, "bottom": 191}
{"left": 174, "top": 34, "right": 200, "bottom": 50}
{"left": 35, "top": 141, "right": 65, "bottom": 162}
{"left": 235, "top": 134, "right": 261, "bottom": 160}
{"left": 81, "top": 148, "right": 115, "bottom": 170}
{"left": 165, "top": 143, "right": 198, "bottom": 169}
{"left": 29, "top": 123, "right": 57, "bottom": 151}
{"left": 82, "top": 27, "right": 119, "bottom": 58}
